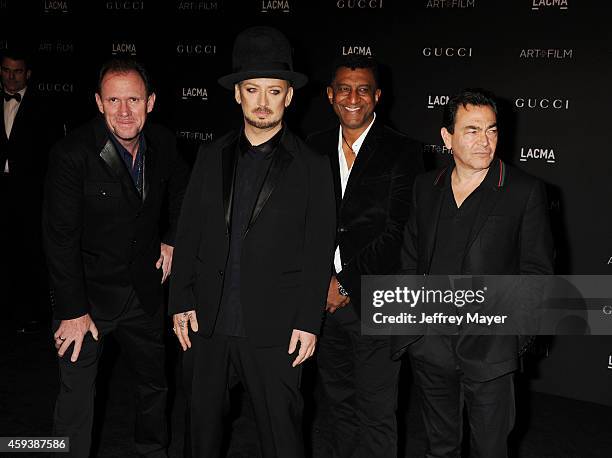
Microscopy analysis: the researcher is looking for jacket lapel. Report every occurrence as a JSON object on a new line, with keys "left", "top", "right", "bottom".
{"left": 424, "top": 167, "right": 448, "bottom": 273}
{"left": 327, "top": 128, "right": 343, "bottom": 217}
{"left": 246, "top": 133, "right": 294, "bottom": 233}
{"left": 463, "top": 159, "right": 505, "bottom": 255}
{"left": 221, "top": 137, "right": 239, "bottom": 229}
{"left": 342, "top": 123, "right": 379, "bottom": 204}
{"left": 99, "top": 139, "right": 142, "bottom": 208}
{"left": 142, "top": 141, "right": 155, "bottom": 203}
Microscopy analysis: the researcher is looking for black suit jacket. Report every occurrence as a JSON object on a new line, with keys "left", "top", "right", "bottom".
{"left": 169, "top": 128, "right": 336, "bottom": 347}
{"left": 43, "top": 116, "right": 187, "bottom": 320}
{"left": 307, "top": 121, "right": 423, "bottom": 315}
{"left": 392, "top": 159, "right": 554, "bottom": 381}
{"left": 0, "top": 88, "right": 62, "bottom": 203}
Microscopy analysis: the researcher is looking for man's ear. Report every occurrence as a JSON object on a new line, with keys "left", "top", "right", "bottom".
{"left": 374, "top": 88, "right": 381, "bottom": 104}
{"left": 234, "top": 84, "right": 241, "bottom": 104}
{"left": 326, "top": 86, "right": 334, "bottom": 105}
{"left": 146, "top": 92, "right": 156, "bottom": 113}
{"left": 284, "top": 86, "right": 294, "bottom": 108}
{"left": 441, "top": 127, "right": 453, "bottom": 149}
{"left": 94, "top": 93, "right": 104, "bottom": 114}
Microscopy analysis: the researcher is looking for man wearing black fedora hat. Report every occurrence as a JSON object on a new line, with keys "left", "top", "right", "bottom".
{"left": 169, "top": 26, "right": 336, "bottom": 457}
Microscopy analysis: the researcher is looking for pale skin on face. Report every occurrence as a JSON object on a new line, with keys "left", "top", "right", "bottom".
{"left": 233, "top": 77, "right": 293, "bottom": 145}
{"left": 172, "top": 77, "right": 316, "bottom": 366}
{"left": 0, "top": 57, "right": 30, "bottom": 93}
{"left": 94, "top": 69, "right": 156, "bottom": 158}
{"left": 441, "top": 104, "right": 498, "bottom": 206}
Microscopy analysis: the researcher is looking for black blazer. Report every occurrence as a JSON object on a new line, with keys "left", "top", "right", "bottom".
{"left": 307, "top": 121, "right": 423, "bottom": 313}
{"left": 392, "top": 159, "right": 554, "bottom": 381}
{"left": 168, "top": 128, "right": 336, "bottom": 347}
{"left": 43, "top": 116, "right": 187, "bottom": 321}
{"left": 0, "top": 89, "right": 62, "bottom": 202}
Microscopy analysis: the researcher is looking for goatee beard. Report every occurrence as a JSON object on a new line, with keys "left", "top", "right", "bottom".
{"left": 244, "top": 116, "right": 282, "bottom": 130}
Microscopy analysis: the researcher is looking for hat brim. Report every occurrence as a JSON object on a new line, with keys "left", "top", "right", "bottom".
{"left": 218, "top": 70, "right": 308, "bottom": 90}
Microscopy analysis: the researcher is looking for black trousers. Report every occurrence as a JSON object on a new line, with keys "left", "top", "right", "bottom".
{"left": 52, "top": 293, "right": 168, "bottom": 458}
{"left": 409, "top": 336, "right": 515, "bottom": 458}
{"left": 313, "top": 305, "right": 401, "bottom": 458}
{"left": 184, "top": 333, "right": 304, "bottom": 458}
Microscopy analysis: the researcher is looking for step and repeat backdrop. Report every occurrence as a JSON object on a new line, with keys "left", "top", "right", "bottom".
{"left": 2, "top": 0, "right": 611, "bottom": 405}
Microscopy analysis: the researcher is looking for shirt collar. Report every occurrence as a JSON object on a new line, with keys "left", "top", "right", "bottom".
{"left": 107, "top": 128, "right": 146, "bottom": 160}
{"left": 338, "top": 112, "right": 377, "bottom": 156}
{"left": 239, "top": 125, "right": 283, "bottom": 159}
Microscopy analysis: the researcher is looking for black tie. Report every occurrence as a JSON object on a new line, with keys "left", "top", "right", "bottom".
{"left": 3, "top": 92, "right": 21, "bottom": 103}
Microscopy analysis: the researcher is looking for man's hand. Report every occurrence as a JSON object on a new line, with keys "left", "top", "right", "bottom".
{"left": 288, "top": 329, "right": 317, "bottom": 367}
{"left": 53, "top": 314, "right": 99, "bottom": 363}
{"left": 326, "top": 275, "right": 350, "bottom": 314}
{"left": 173, "top": 310, "right": 199, "bottom": 351}
{"left": 156, "top": 243, "right": 174, "bottom": 284}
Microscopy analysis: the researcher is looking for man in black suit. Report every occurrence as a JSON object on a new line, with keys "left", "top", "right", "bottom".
{"left": 43, "top": 58, "right": 187, "bottom": 457}
{"left": 168, "top": 26, "right": 336, "bottom": 458}
{"left": 392, "top": 89, "right": 554, "bottom": 457}
{"left": 308, "top": 55, "right": 423, "bottom": 458}
{"left": 0, "top": 49, "right": 62, "bottom": 333}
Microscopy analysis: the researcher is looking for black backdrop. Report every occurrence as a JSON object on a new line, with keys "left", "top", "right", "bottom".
{"left": 2, "top": 0, "right": 611, "bottom": 406}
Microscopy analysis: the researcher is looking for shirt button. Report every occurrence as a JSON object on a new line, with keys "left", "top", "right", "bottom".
{"left": 132, "top": 239, "right": 137, "bottom": 244}
{"left": 218, "top": 270, "right": 224, "bottom": 276}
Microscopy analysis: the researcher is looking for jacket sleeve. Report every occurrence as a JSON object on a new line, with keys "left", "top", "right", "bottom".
{"left": 519, "top": 180, "right": 554, "bottom": 275}
{"left": 337, "top": 145, "right": 423, "bottom": 295}
{"left": 399, "top": 178, "right": 420, "bottom": 275}
{"left": 162, "top": 140, "right": 189, "bottom": 247}
{"left": 168, "top": 145, "right": 209, "bottom": 315}
{"left": 294, "top": 154, "right": 337, "bottom": 334}
{"left": 42, "top": 144, "right": 89, "bottom": 320}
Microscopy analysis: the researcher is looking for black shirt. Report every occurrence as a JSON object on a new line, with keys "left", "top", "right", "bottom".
{"left": 108, "top": 131, "right": 145, "bottom": 197}
{"left": 214, "top": 128, "right": 282, "bottom": 336}
{"left": 429, "top": 167, "right": 494, "bottom": 275}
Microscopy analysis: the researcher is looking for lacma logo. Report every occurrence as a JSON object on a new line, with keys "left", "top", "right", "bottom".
{"left": 426, "top": 0, "right": 475, "bottom": 8}
{"left": 532, "top": 0, "right": 568, "bottom": 10}
{"left": 423, "top": 47, "right": 472, "bottom": 57}
{"left": 608, "top": 354, "right": 612, "bottom": 370}
{"left": 261, "top": 0, "right": 290, "bottom": 12}
{"left": 342, "top": 45, "right": 373, "bottom": 57}
{"left": 181, "top": 87, "right": 208, "bottom": 101}
{"left": 43, "top": 0, "right": 69, "bottom": 13}
{"left": 427, "top": 95, "right": 449, "bottom": 109}
{"left": 519, "top": 147, "right": 556, "bottom": 164}
{"left": 112, "top": 42, "right": 137, "bottom": 56}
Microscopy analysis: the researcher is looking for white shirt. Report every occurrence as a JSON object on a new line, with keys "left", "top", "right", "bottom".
{"left": 334, "top": 113, "right": 376, "bottom": 274}
{"left": 3, "top": 86, "right": 27, "bottom": 173}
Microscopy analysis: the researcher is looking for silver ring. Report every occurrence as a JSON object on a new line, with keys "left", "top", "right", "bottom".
{"left": 59, "top": 337, "right": 66, "bottom": 341}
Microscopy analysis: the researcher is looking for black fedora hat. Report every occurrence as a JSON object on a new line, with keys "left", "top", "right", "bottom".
{"left": 218, "top": 26, "right": 308, "bottom": 90}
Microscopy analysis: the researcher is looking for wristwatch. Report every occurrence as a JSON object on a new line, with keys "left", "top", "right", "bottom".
{"left": 337, "top": 281, "right": 349, "bottom": 297}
